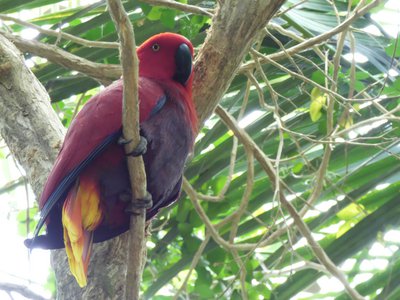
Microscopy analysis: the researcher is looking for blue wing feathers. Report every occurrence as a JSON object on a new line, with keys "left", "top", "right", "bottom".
{"left": 32, "top": 130, "right": 122, "bottom": 239}
{"left": 150, "top": 95, "right": 167, "bottom": 117}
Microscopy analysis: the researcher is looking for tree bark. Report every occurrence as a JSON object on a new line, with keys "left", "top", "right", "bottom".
{"left": 51, "top": 233, "right": 130, "bottom": 299}
{"left": 0, "top": 1, "right": 286, "bottom": 299}
{"left": 0, "top": 34, "right": 64, "bottom": 195}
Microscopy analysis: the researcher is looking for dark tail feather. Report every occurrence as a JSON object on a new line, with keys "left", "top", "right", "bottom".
{"left": 24, "top": 234, "right": 65, "bottom": 250}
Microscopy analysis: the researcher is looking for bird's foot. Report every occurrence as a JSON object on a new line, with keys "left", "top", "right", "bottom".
{"left": 125, "top": 192, "right": 153, "bottom": 215}
{"left": 118, "top": 135, "right": 147, "bottom": 157}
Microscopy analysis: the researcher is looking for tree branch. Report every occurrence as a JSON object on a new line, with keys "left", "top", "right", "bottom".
{"left": 139, "top": 0, "right": 213, "bottom": 17}
{"left": 0, "top": 30, "right": 121, "bottom": 85}
{"left": 0, "top": 34, "right": 65, "bottom": 196}
{"left": 0, "top": 14, "right": 119, "bottom": 49}
{"left": 0, "top": 177, "right": 25, "bottom": 195}
{"left": 0, "top": 282, "right": 49, "bottom": 300}
{"left": 107, "top": 0, "right": 147, "bottom": 299}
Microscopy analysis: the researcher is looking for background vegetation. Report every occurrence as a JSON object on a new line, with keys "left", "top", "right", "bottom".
{"left": 0, "top": 0, "right": 399, "bottom": 299}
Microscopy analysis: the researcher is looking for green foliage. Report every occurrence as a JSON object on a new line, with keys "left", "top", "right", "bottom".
{"left": 44, "top": 270, "right": 57, "bottom": 298}
{"left": 386, "top": 38, "right": 400, "bottom": 57}
{"left": 2, "top": 0, "right": 400, "bottom": 299}
{"left": 309, "top": 87, "right": 327, "bottom": 122}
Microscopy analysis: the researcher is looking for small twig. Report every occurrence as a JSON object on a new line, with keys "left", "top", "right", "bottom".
{"left": 335, "top": 105, "right": 400, "bottom": 137}
{"left": 229, "top": 148, "right": 254, "bottom": 242}
{"left": 0, "top": 14, "right": 119, "bottom": 49}
{"left": 139, "top": 0, "right": 214, "bottom": 17}
{"left": 263, "top": 260, "right": 328, "bottom": 276}
{"left": 246, "top": 71, "right": 270, "bottom": 110}
{"left": 107, "top": 0, "right": 147, "bottom": 299}
{"left": 231, "top": 249, "right": 248, "bottom": 300}
{"left": 197, "top": 136, "right": 238, "bottom": 202}
{"left": 197, "top": 80, "right": 251, "bottom": 202}
{"left": 348, "top": 31, "right": 356, "bottom": 100}
{"left": 264, "top": 28, "right": 304, "bottom": 77}
{"left": 250, "top": 48, "right": 348, "bottom": 104}
{"left": 173, "top": 234, "right": 211, "bottom": 300}
{"left": 184, "top": 177, "right": 268, "bottom": 251}
{"left": 0, "top": 177, "right": 25, "bottom": 194}
{"left": 0, "top": 282, "right": 48, "bottom": 300}
{"left": 183, "top": 177, "right": 237, "bottom": 250}
{"left": 275, "top": 0, "right": 307, "bottom": 17}
{"left": 227, "top": 148, "right": 255, "bottom": 300}
{"left": 251, "top": 48, "right": 313, "bottom": 172}
{"left": 267, "top": 23, "right": 327, "bottom": 63}
{"left": 71, "top": 92, "right": 86, "bottom": 121}
{"left": 240, "top": 0, "right": 383, "bottom": 72}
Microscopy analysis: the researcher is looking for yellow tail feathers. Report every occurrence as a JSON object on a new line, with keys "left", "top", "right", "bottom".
{"left": 62, "top": 177, "right": 103, "bottom": 287}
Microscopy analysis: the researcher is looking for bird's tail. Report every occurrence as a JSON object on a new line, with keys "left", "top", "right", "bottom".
{"left": 62, "top": 177, "right": 103, "bottom": 287}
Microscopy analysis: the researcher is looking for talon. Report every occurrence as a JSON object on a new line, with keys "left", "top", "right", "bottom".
{"left": 125, "top": 192, "right": 153, "bottom": 215}
{"left": 125, "top": 136, "right": 148, "bottom": 157}
{"left": 118, "top": 137, "right": 132, "bottom": 146}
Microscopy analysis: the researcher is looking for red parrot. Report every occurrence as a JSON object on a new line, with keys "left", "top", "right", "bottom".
{"left": 25, "top": 32, "right": 198, "bottom": 287}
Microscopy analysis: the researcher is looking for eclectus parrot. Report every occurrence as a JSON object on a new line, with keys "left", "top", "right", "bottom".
{"left": 25, "top": 33, "right": 198, "bottom": 287}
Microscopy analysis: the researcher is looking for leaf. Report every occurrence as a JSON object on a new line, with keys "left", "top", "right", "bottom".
{"left": 146, "top": 6, "right": 162, "bottom": 21}
{"left": 292, "top": 162, "right": 304, "bottom": 174}
{"left": 338, "top": 113, "right": 354, "bottom": 129}
{"left": 160, "top": 9, "right": 176, "bottom": 29}
{"left": 309, "top": 87, "right": 327, "bottom": 122}
{"left": 385, "top": 38, "right": 400, "bottom": 58}
{"left": 383, "top": 77, "right": 400, "bottom": 96}
{"left": 178, "top": 222, "right": 192, "bottom": 236}
{"left": 337, "top": 203, "right": 365, "bottom": 221}
{"left": 311, "top": 70, "right": 325, "bottom": 85}
{"left": 194, "top": 267, "right": 214, "bottom": 298}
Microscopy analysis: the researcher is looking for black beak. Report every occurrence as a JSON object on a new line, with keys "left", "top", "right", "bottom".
{"left": 174, "top": 43, "right": 192, "bottom": 85}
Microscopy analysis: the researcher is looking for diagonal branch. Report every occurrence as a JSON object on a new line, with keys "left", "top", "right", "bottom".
{"left": 0, "top": 14, "right": 119, "bottom": 49}
{"left": 107, "top": 0, "right": 147, "bottom": 299}
{"left": 0, "top": 282, "right": 48, "bottom": 300}
{"left": 0, "top": 30, "right": 121, "bottom": 85}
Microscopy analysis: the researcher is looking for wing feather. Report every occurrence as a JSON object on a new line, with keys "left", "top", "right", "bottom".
{"left": 33, "top": 78, "right": 166, "bottom": 239}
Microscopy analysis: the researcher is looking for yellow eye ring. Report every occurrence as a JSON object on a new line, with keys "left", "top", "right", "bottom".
{"left": 152, "top": 43, "right": 160, "bottom": 52}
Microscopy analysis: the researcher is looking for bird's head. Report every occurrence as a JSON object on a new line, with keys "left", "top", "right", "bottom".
{"left": 137, "top": 33, "right": 194, "bottom": 88}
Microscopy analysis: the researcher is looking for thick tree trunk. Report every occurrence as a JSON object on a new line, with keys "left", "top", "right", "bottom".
{"left": 0, "top": 1, "right": 286, "bottom": 299}
{"left": 0, "top": 35, "right": 64, "bottom": 195}
{"left": 51, "top": 233, "right": 130, "bottom": 299}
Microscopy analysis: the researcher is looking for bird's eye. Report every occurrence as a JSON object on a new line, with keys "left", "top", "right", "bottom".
{"left": 152, "top": 43, "right": 160, "bottom": 52}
